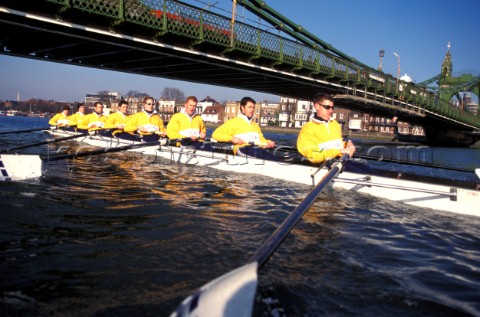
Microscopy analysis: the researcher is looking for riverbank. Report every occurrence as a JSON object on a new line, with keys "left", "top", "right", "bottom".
{"left": 206, "top": 123, "right": 480, "bottom": 148}
{"left": 207, "top": 123, "right": 421, "bottom": 144}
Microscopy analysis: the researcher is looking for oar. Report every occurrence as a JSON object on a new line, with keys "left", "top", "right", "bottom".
{"left": 170, "top": 155, "right": 349, "bottom": 317}
{"left": 42, "top": 138, "right": 187, "bottom": 162}
{"left": 0, "top": 127, "right": 51, "bottom": 135}
{"left": 354, "top": 153, "right": 476, "bottom": 173}
{"left": 269, "top": 145, "right": 476, "bottom": 174}
{"left": 0, "top": 132, "right": 88, "bottom": 153}
{"left": 0, "top": 138, "right": 187, "bottom": 181}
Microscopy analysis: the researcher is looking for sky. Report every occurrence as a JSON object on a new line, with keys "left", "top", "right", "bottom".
{"left": 1, "top": 0, "right": 479, "bottom": 103}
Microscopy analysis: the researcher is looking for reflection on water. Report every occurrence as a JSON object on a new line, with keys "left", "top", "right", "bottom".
{"left": 1, "top": 117, "right": 480, "bottom": 316}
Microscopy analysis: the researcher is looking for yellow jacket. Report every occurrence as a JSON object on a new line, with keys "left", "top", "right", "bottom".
{"left": 124, "top": 111, "right": 165, "bottom": 134}
{"left": 297, "top": 117, "right": 344, "bottom": 164}
{"left": 77, "top": 112, "right": 107, "bottom": 130}
{"left": 49, "top": 113, "right": 69, "bottom": 126}
{"left": 166, "top": 111, "right": 206, "bottom": 140}
{"left": 67, "top": 112, "right": 84, "bottom": 126}
{"left": 105, "top": 111, "right": 129, "bottom": 129}
{"left": 212, "top": 114, "right": 269, "bottom": 144}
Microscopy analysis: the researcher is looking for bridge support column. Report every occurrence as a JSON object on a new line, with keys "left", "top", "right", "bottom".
{"left": 424, "top": 127, "right": 480, "bottom": 147}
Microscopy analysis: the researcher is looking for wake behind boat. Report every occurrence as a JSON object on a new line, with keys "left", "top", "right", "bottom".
{"left": 0, "top": 128, "right": 479, "bottom": 216}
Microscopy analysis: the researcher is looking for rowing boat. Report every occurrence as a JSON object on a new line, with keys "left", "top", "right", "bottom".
{"left": 1, "top": 128, "right": 479, "bottom": 216}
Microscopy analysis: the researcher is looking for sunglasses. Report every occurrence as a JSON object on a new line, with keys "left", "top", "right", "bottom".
{"left": 319, "top": 104, "right": 334, "bottom": 110}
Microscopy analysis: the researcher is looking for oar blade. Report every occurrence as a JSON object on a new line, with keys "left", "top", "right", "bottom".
{"left": 171, "top": 262, "right": 258, "bottom": 317}
{"left": 0, "top": 154, "right": 43, "bottom": 181}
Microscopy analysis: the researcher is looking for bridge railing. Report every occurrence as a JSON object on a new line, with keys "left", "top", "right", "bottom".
{"left": 45, "top": 0, "right": 479, "bottom": 128}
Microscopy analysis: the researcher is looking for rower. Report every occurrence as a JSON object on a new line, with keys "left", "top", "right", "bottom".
{"left": 122, "top": 96, "right": 165, "bottom": 142}
{"left": 297, "top": 93, "right": 355, "bottom": 164}
{"left": 166, "top": 96, "right": 206, "bottom": 145}
{"left": 77, "top": 102, "right": 107, "bottom": 132}
{"left": 67, "top": 103, "right": 85, "bottom": 128}
{"left": 48, "top": 105, "right": 71, "bottom": 128}
{"left": 103, "top": 100, "right": 129, "bottom": 137}
{"left": 212, "top": 96, "right": 275, "bottom": 157}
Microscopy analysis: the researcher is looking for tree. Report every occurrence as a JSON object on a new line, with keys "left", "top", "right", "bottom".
{"left": 125, "top": 90, "right": 149, "bottom": 98}
{"left": 161, "top": 87, "right": 185, "bottom": 103}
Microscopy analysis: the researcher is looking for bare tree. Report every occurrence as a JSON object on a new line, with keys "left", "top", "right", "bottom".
{"left": 161, "top": 87, "right": 185, "bottom": 103}
{"left": 125, "top": 90, "right": 149, "bottom": 98}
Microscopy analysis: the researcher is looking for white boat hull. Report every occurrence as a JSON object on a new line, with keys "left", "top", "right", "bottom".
{"left": 2, "top": 130, "right": 479, "bottom": 216}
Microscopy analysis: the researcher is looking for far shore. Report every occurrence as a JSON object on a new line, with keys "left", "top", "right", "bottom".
{"left": 206, "top": 123, "right": 421, "bottom": 144}
{"left": 206, "top": 123, "right": 480, "bottom": 148}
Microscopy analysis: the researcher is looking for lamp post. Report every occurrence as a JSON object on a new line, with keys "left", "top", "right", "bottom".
{"left": 230, "top": 0, "right": 237, "bottom": 47}
{"left": 378, "top": 49, "right": 385, "bottom": 71}
{"left": 393, "top": 52, "right": 400, "bottom": 93}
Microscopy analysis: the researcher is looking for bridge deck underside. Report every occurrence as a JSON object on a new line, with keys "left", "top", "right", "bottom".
{"left": 0, "top": 10, "right": 340, "bottom": 101}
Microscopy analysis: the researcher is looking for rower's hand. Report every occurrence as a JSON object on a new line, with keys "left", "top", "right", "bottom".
{"left": 266, "top": 140, "right": 275, "bottom": 148}
{"left": 341, "top": 140, "right": 356, "bottom": 157}
{"left": 199, "top": 132, "right": 206, "bottom": 140}
{"left": 231, "top": 137, "right": 244, "bottom": 145}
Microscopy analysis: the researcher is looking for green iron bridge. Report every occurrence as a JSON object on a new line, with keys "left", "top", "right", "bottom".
{"left": 1, "top": 0, "right": 479, "bottom": 145}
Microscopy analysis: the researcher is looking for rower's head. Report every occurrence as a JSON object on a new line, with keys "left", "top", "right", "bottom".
{"left": 118, "top": 100, "right": 128, "bottom": 115}
{"left": 143, "top": 97, "right": 155, "bottom": 113}
{"left": 93, "top": 102, "right": 104, "bottom": 115}
{"left": 313, "top": 93, "right": 334, "bottom": 121}
{"left": 239, "top": 97, "right": 256, "bottom": 119}
{"left": 62, "top": 105, "right": 70, "bottom": 115}
{"left": 184, "top": 96, "right": 198, "bottom": 116}
{"left": 77, "top": 103, "right": 85, "bottom": 114}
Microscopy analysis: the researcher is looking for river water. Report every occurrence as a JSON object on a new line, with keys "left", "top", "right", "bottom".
{"left": 1, "top": 116, "right": 479, "bottom": 317}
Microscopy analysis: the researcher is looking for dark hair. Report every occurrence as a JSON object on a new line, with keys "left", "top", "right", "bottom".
{"left": 94, "top": 102, "right": 103, "bottom": 108}
{"left": 119, "top": 100, "right": 128, "bottom": 107}
{"left": 185, "top": 96, "right": 198, "bottom": 103}
{"left": 63, "top": 105, "right": 70, "bottom": 110}
{"left": 240, "top": 96, "right": 256, "bottom": 107}
{"left": 313, "top": 93, "right": 334, "bottom": 104}
{"left": 143, "top": 96, "right": 154, "bottom": 104}
{"left": 77, "top": 103, "right": 85, "bottom": 110}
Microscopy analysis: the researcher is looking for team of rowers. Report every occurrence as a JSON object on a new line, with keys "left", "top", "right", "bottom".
{"left": 48, "top": 93, "right": 355, "bottom": 164}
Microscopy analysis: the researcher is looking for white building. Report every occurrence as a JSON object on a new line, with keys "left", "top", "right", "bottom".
{"left": 197, "top": 96, "right": 219, "bottom": 113}
{"left": 293, "top": 100, "right": 312, "bottom": 128}
{"left": 259, "top": 101, "right": 279, "bottom": 126}
{"left": 201, "top": 105, "right": 224, "bottom": 123}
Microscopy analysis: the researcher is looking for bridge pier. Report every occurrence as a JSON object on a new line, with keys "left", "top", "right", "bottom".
{"left": 423, "top": 127, "right": 480, "bottom": 147}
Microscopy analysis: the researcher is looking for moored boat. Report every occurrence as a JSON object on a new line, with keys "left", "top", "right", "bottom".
{"left": 1, "top": 128, "right": 479, "bottom": 216}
